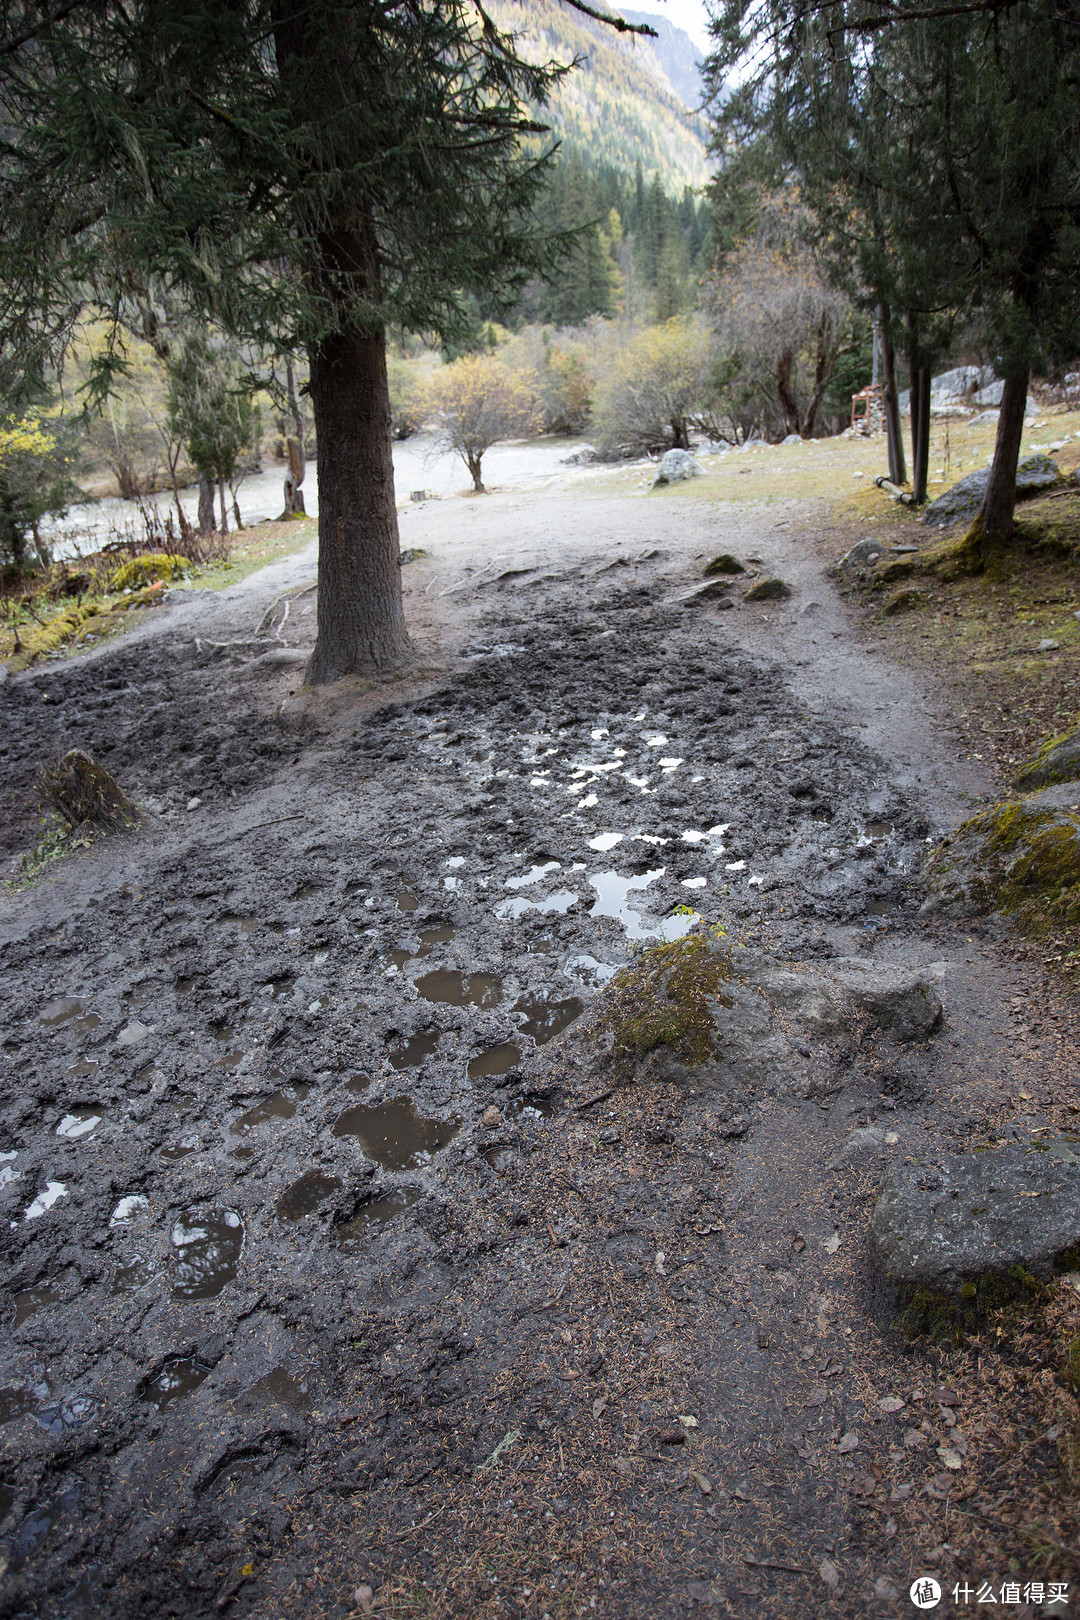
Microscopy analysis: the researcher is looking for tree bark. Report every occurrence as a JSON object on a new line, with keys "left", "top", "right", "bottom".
{"left": 218, "top": 475, "right": 229, "bottom": 536}
{"left": 878, "top": 303, "right": 906, "bottom": 486}
{"left": 281, "top": 356, "right": 306, "bottom": 517}
{"left": 909, "top": 363, "right": 932, "bottom": 504}
{"left": 776, "top": 351, "right": 800, "bottom": 437}
{"left": 972, "top": 365, "right": 1029, "bottom": 549}
{"left": 304, "top": 324, "right": 412, "bottom": 683}
{"left": 197, "top": 473, "right": 216, "bottom": 535}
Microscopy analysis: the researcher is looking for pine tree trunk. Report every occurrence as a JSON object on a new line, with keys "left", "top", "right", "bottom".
{"left": 910, "top": 364, "right": 931, "bottom": 504}
{"left": 218, "top": 475, "right": 229, "bottom": 536}
{"left": 197, "top": 474, "right": 216, "bottom": 535}
{"left": 282, "top": 357, "right": 306, "bottom": 517}
{"left": 975, "top": 367, "right": 1029, "bottom": 545}
{"left": 878, "top": 304, "right": 906, "bottom": 486}
{"left": 304, "top": 325, "right": 412, "bottom": 684}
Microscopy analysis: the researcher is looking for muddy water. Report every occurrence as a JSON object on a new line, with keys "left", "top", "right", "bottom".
{"left": 512, "top": 992, "right": 585, "bottom": 1045}
{"left": 387, "top": 1032, "right": 440, "bottom": 1070}
{"left": 415, "top": 969, "right": 504, "bottom": 1008}
{"left": 169, "top": 1211, "right": 244, "bottom": 1299}
{"left": 276, "top": 1170, "right": 343, "bottom": 1220}
{"left": 230, "top": 1086, "right": 309, "bottom": 1134}
{"left": 331, "top": 1097, "right": 460, "bottom": 1169}
{"left": 12, "top": 1287, "right": 59, "bottom": 1326}
{"left": 467, "top": 1042, "right": 522, "bottom": 1079}
{"left": 141, "top": 1359, "right": 211, "bottom": 1411}
{"left": 332, "top": 1190, "right": 421, "bottom": 1247}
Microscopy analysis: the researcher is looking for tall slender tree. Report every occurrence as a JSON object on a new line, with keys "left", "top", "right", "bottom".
{"left": 704, "top": 0, "right": 1080, "bottom": 543}
{"left": 0, "top": 0, "right": 653, "bottom": 681}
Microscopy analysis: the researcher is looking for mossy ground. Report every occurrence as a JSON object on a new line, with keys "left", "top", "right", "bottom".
{"left": 601, "top": 931, "right": 732, "bottom": 1070}
{"left": 1, "top": 518, "right": 315, "bottom": 670}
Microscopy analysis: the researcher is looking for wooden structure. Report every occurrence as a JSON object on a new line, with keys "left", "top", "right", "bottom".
{"left": 851, "top": 382, "right": 884, "bottom": 434}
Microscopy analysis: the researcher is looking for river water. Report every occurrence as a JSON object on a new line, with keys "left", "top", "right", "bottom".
{"left": 44, "top": 434, "right": 586, "bottom": 557}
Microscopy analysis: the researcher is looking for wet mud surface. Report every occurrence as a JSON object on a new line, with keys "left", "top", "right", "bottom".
{"left": 0, "top": 490, "right": 1074, "bottom": 1617}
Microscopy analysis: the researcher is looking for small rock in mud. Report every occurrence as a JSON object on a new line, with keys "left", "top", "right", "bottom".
{"left": 828, "top": 958, "right": 943, "bottom": 1042}
{"left": 703, "top": 553, "right": 745, "bottom": 576}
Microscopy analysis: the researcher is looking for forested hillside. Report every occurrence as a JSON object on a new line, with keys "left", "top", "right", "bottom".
{"left": 489, "top": 0, "right": 709, "bottom": 190}
{"left": 514, "top": 150, "right": 711, "bottom": 327}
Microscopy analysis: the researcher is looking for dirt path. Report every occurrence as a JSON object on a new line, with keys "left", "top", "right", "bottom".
{"left": 0, "top": 475, "right": 1075, "bottom": 1619}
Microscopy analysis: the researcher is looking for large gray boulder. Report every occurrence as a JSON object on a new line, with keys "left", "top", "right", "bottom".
{"left": 869, "top": 1142, "right": 1080, "bottom": 1296}
{"left": 923, "top": 454, "right": 1061, "bottom": 528}
{"left": 653, "top": 449, "right": 703, "bottom": 486}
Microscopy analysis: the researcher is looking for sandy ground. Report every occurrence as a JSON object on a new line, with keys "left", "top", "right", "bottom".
{"left": 0, "top": 469, "right": 1076, "bottom": 1619}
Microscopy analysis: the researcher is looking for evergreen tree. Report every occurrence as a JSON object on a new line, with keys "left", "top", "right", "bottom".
{"left": 0, "top": 0, "right": 654, "bottom": 680}
{"left": 704, "top": 0, "right": 1080, "bottom": 541}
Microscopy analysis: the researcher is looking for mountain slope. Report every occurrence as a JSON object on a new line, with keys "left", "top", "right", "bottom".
{"left": 620, "top": 8, "right": 706, "bottom": 110}
{"left": 490, "top": 0, "right": 711, "bottom": 191}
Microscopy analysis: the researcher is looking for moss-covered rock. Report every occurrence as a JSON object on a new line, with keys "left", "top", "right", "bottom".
{"left": 870, "top": 556, "right": 916, "bottom": 588}
{"left": 882, "top": 587, "right": 924, "bottom": 616}
{"left": 703, "top": 553, "right": 745, "bottom": 577}
{"left": 1016, "top": 725, "right": 1080, "bottom": 791}
{"left": 602, "top": 933, "right": 734, "bottom": 1069}
{"left": 744, "top": 577, "right": 792, "bottom": 602}
{"left": 924, "top": 798, "right": 1080, "bottom": 937}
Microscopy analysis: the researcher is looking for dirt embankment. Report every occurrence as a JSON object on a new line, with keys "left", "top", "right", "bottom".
{"left": 1, "top": 481, "right": 1078, "bottom": 1620}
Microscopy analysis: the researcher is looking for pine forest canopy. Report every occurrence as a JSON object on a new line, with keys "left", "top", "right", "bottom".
{"left": 703, "top": 0, "right": 1080, "bottom": 545}
{"left": 0, "top": 0, "right": 658, "bottom": 683}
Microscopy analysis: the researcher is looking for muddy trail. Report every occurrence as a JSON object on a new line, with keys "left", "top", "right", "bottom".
{"left": 0, "top": 489, "right": 1073, "bottom": 1619}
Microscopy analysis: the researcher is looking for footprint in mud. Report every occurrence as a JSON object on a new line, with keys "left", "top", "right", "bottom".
{"left": 387, "top": 1031, "right": 440, "bottom": 1070}
{"left": 276, "top": 1170, "right": 343, "bottom": 1221}
{"left": 12, "top": 1287, "right": 59, "bottom": 1326}
{"left": 230, "top": 1086, "right": 309, "bottom": 1134}
{"left": 332, "top": 1190, "right": 421, "bottom": 1247}
{"left": 415, "top": 969, "right": 504, "bottom": 1008}
{"left": 331, "top": 1096, "right": 460, "bottom": 1169}
{"left": 169, "top": 1210, "right": 244, "bottom": 1299}
{"left": 37, "top": 997, "right": 86, "bottom": 1027}
{"left": 141, "top": 1358, "right": 211, "bottom": 1411}
{"left": 467, "top": 1042, "right": 521, "bottom": 1079}
{"left": 512, "top": 992, "right": 585, "bottom": 1045}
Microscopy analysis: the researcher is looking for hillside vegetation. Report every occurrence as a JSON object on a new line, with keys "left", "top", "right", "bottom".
{"left": 490, "top": 0, "right": 710, "bottom": 190}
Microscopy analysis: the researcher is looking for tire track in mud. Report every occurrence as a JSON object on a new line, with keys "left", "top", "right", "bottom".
{"left": 0, "top": 540, "right": 1043, "bottom": 1616}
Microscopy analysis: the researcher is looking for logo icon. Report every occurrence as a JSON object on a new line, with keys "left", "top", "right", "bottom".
{"left": 910, "top": 1577, "right": 942, "bottom": 1609}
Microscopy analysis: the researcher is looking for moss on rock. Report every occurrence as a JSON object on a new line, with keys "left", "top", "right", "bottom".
{"left": 107, "top": 552, "right": 187, "bottom": 591}
{"left": 744, "top": 577, "right": 792, "bottom": 602}
{"left": 882, "top": 587, "right": 923, "bottom": 617}
{"left": 925, "top": 799, "right": 1080, "bottom": 938}
{"left": 601, "top": 933, "right": 733, "bottom": 1069}
{"left": 1015, "top": 725, "right": 1080, "bottom": 791}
